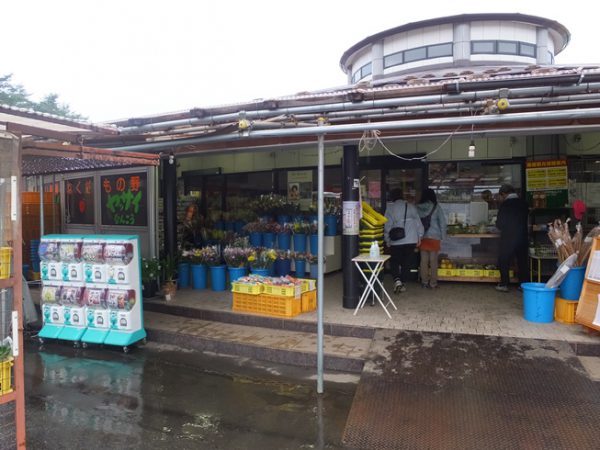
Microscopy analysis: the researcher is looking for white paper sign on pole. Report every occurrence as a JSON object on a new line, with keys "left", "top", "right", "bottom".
{"left": 342, "top": 201, "right": 360, "bottom": 235}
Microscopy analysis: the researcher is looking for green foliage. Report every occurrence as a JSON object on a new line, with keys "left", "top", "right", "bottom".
{"left": 0, "top": 73, "right": 86, "bottom": 120}
{"left": 141, "top": 257, "right": 161, "bottom": 284}
{"left": 161, "top": 254, "right": 178, "bottom": 281}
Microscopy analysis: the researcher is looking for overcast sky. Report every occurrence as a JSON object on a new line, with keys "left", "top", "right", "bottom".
{"left": 2, "top": 1, "right": 597, "bottom": 123}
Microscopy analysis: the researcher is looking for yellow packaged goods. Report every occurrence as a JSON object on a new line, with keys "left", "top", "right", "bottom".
{"left": 362, "top": 202, "right": 387, "bottom": 223}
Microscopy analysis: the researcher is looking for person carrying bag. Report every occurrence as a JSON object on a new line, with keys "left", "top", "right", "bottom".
{"left": 417, "top": 188, "right": 447, "bottom": 289}
{"left": 384, "top": 188, "right": 424, "bottom": 294}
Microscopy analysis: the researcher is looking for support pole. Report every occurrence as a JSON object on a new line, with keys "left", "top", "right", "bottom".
{"left": 317, "top": 131, "right": 325, "bottom": 394}
{"left": 162, "top": 157, "right": 178, "bottom": 258}
{"left": 39, "top": 175, "right": 45, "bottom": 237}
{"left": 342, "top": 145, "right": 360, "bottom": 309}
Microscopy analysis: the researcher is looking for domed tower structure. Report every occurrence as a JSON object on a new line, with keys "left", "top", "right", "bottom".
{"left": 340, "top": 13, "right": 570, "bottom": 85}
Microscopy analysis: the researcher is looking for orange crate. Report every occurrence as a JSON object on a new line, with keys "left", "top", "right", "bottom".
{"left": 301, "top": 289, "right": 317, "bottom": 312}
{"left": 555, "top": 297, "right": 578, "bottom": 324}
{"left": 232, "top": 292, "right": 301, "bottom": 317}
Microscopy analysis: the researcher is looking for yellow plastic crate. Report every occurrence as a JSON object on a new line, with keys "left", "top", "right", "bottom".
{"left": 231, "top": 281, "right": 263, "bottom": 295}
{"left": 485, "top": 270, "right": 500, "bottom": 278}
{"left": 437, "top": 269, "right": 454, "bottom": 277}
{"left": 555, "top": 297, "right": 578, "bottom": 324}
{"left": 262, "top": 283, "right": 301, "bottom": 298}
{"left": 0, "top": 357, "right": 13, "bottom": 395}
{"left": 232, "top": 292, "right": 301, "bottom": 318}
{"left": 301, "top": 290, "right": 317, "bottom": 312}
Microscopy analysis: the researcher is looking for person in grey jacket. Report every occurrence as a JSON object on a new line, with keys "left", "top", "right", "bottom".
{"left": 384, "top": 188, "right": 424, "bottom": 293}
{"left": 417, "top": 188, "right": 447, "bottom": 288}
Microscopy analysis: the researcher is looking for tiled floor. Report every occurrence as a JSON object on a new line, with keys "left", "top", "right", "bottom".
{"left": 150, "top": 272, "right": 600, "bottom": 344}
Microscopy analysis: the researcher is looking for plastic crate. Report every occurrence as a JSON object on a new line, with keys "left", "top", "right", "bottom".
{"left": 301, "top": 290, "right": 317, "bottom": 312}
{"left": 262, "top": 283, "right": 301, "bottom": 298}
{"left": 555, "top": 297, "right": 578, "bottom": 324}
{"left": 437, "top": 269, "right": 454, "bottom": 277}
{"left": 232, "top": 292, "right": 301, "bottom": 317}
{"left": 231, "top": 281, "right": 263, "bottom": 295}
{"left": 0, "top": 357, "right": 13, "bottom": 395}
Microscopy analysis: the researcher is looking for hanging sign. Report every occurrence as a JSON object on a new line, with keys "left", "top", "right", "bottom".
{"left": 343, "top": 201, "right": 361, "bottom": 235}
{"left": 288, "top": 170, "right": 313, "bottom": 210}
{"left": 526, "top": 159, "right": 568, "bottom": 208}
{"left": 101, "top": 172, "right": 148, "bottom": 226}
{"left": 65, "top": 176, "right": 94, "bottom": 225}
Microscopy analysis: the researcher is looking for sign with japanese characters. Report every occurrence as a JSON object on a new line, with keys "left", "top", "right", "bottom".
{"left": 525, "top": 159, "right": 568, "bottom": 208}
{"left": 65, "top": 176, "right": 94, "bottom": 224}
{"left": 101, "top": 172, "right": 148, "bottom": 226}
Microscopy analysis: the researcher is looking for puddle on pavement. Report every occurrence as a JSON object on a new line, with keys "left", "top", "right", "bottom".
{"left": 24, "top": 339, "right": 355, "bottom": 449}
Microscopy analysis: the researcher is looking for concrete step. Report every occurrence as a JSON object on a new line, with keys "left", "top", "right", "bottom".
{"left": 145, "top": 311, "right": 372, "bottom": 373}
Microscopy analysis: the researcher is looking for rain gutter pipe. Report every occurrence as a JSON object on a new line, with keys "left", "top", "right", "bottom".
{"left": 112, "top": 107, "right": 600, "bottom": 153}
{"left": 119, "top": 82, "right": 600, "bottom": 134}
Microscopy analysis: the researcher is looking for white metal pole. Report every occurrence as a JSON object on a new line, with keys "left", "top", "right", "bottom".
{"left": 317, "top": 130, "right": 325, "bottom": 394}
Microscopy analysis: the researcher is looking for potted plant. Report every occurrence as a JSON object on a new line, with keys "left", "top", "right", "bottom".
{"left": 160, "top": 254, "right": 178, "bottom": 300}
{"left": 141, "top": 257, "right": 161, "bottom": 299}
{"left": 202, "top": 245, "right": 226, "bottom": 291}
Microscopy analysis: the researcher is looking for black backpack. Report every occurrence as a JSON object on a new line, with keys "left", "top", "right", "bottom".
{"left": 421, "top": 205, "right": 436, "bottom": 232}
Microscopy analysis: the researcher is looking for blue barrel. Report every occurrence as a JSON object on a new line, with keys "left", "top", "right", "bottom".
{"left": 559, "top": 266, "right": 586, "bottom": 300}
{"left": 521, "top": 282, "right": 558, "bottom": 323}
{"left": 295, "top": 260, "right": 306, "bottom": 277}
{"left": 310, "top": 263, "right": 319, "bottom": 280}
{"left": 191, "top": 264, "right": 207, "bottom": 290}
{"left": 225, "top": 221, "right": 235, "bottom": 232}
{"left": 178, "top": 262, "right": 190, "bottom": 289}
{"left": 234, "top": 220, "right": 245, "bottom": 234}
{"left": 249, "top": 232, "right": 262, "bottom": 247}
{"left": 293, "top": 233, "right": 307, "bottom": 253}
{"left": 214, "top": 220, "right": 225, "bottom": 231}
{"left": 209, "top": 265, "right": 227, "bottom": 291}
{"left": 262, "top": 232, "right": 276, "bottom": 248}
{"left": 277, "top": 232, "right": 291, "bottom": 250}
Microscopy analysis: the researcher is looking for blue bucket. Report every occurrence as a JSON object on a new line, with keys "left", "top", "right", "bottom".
{"left": 262, "top": 232, "right": 276, "bottom": 248}
{"left": 295, "top": 260, "right": 306, "bottom": 277}
{"left": 251, "top": 268, "right": 270, "bottom": 277}
{"left": 275, "top": 258, "right": 291, "bottom": 277}
{"left": 249, "top": 232, "right": 262, "bottom": 247}
{"left": 277, "top": 232, "right": 291, "bottom": 250}
{"left": 228, "top": 266, "right": 247, "bottom": 284}
{"left": 310, "top": 234, "right": 318, "bottom": 254}
{"left": 178, "top": 263, "right": 190, "bottom": 289}
{"left": 310, "top": 263, "right": 319, "bottom": 280}
{"left": 191, "top": 264, "right": 207, "bottom": 290}
{"left": 325, "top": 214, "right": 338, "bottom": 236}
{"left": 293, "top": 233, "right": 306, "bottom": 253}
{"left": 521, "top": 282, "right": 557, "bottom": 323}
{"left": 559, "top": 266, "right": 586, "bottom": 300}
{"left": 209, "top": 265, "right": 227, "bottom": 291}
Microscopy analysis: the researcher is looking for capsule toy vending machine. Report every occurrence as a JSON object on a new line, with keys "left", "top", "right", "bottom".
{"left": 38, "top": 235, "right": 68, "bottom": 340}
{"left": 89, "top": 235, "right": 145, "bottom": 351}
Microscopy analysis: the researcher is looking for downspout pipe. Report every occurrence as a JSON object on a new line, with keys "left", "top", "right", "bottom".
{"left": 112, "top": 107, "right": 600, "bottom": 153}
{"left": 119, "top": 82, "right": 600, "bottom": 134}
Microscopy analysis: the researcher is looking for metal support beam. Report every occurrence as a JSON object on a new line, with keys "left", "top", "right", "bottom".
{"left": 162, "top": 158, "right": 178, "bottom": 259}
{"left": 342, "top": 145, "right": 360, "bottom": 309}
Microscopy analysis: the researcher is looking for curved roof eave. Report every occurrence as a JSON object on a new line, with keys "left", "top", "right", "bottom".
{"left": 339, "top": 13, "right": 571, "bottom": 73}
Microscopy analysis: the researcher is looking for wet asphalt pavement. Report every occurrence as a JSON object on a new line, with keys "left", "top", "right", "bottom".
{"left": 23, "top": 338, "right": 356, "bottom": 450}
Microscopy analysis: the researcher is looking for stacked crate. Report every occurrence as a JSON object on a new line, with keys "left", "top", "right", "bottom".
{"left": 231, "top": 277, "right": 316, "bottom": 317}
{"left": 22, "top": 192, "right": 61, "bottom": 276}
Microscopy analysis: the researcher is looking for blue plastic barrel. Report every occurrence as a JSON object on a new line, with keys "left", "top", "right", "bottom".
{"left": 178, "top": 262, "right": 190, "bottom": 289}
{"left": 191, "top": 264, "right": 207, "bottom": 290}
{"left": 209, "top": 265, "right": 227, "bottom": 291}
{"left": 295, "top": 260, "right": 306, "bottom": 277}
{"left": 559, "top": 266, "right": 586, "bottom": 300}
{"left": 251, "top": 268, "right": 270, "bottom": 277}
{"left": 228, "top": 266, "right": 247, "bottom": 284}
{"left": 262, "top": 232, "right": 275, "bottom": 248}
{"left": 249, "top": 232, "right": 262, "bottom": 247}
{"left": 521, "top": 282, "right": 558, "bottom": 323}
{"left": 293, "top": 233, "right": 307, "bottom": 253}
{"left": 325, "top": 215, "right": 337, "bottom": 236}
{"left": 277, "top": 232, "right": 291, "bottom": 250}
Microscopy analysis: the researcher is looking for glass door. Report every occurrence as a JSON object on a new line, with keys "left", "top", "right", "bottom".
{"left": 0, "top": 131, "right": 26, "bottom": 447}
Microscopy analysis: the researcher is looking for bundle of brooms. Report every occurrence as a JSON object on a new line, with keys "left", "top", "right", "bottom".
{"left": 547, "top": 219, "right": 600, "bottom": 266}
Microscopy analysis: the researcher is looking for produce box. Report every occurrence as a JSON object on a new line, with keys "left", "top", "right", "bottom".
{"left": 231, "top": 281, "right": 263, "bottom": 295}
{"left": 262, "top": 283, "right": 302, "bottom": 298}
{"left": 299, "top": 278, "right": 316, "bottom": 292}
{"left": 485, "top": 270, "right": 500, "bottom": 278}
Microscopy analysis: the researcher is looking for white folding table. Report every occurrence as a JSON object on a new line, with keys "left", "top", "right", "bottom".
{"left": 352, "top": 253, "right": 397, "bottom": 319}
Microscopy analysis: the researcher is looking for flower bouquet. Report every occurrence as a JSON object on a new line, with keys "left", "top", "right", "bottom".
{"left": 223, "top": 246, "right": 252, "bottom": 268}
{"left": 291, "top": 221, "right": 311, "bottom": 235}
{"left": 243, "top": 221, "right": 269, "bottom": 234}
{"left": 201, "top": 245, "right": 222, "bottom": 266}
{"left": 248, "top": 247, "right": 277, "bottom": 269}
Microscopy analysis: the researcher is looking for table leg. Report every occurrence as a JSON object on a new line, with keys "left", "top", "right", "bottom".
{"left": 353, "top": 262, "right": 376, "bottom": 315}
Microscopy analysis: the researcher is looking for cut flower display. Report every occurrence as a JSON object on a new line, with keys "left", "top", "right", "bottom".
{"left": 248, "top": 248, "right": 277, "bottom": 269}
{"left": 223, "top": 246, "right": 253, "bottom": 268}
